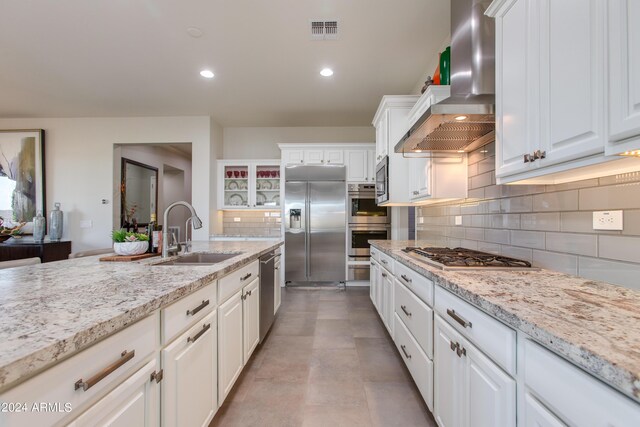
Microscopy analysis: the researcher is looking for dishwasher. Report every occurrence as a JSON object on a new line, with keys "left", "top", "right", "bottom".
{"left": 259, "top": 250, "right": 279, "bottom": 342}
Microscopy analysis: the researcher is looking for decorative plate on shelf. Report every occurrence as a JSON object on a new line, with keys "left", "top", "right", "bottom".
{"left": 239, "top": 181, "right": 248, "bottom": 190}
{"left": 261, "top": 180, "right": 273, "bottom": 190}
{"left": 272, "top": 195, "right": 280, "bottom": 205}
{"left": 256, "top": 192, "right": 267, "bottom": 205}
{"left": 226, "top": 180, "right": 239, "bottom": 190}
{"left": 228, "top": 194, "right": 246, "bottom": 206}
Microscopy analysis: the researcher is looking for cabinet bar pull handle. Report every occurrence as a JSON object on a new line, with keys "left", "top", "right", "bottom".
{"left": 188, "top": 323, "right": 211, "bottom": 344}
{"left": 241, "top": 272, "right": 252, "bottom": 281}
{"left": 400, "top": 345, "right": 412, "bottom": 359}
{"left": 534, "top": 150, "right": 546, "bottom": 160}
{"left": 400, "top": 274, "right": 412, "bottom": 284}
{"left": 75, "top": 350, "right": 135, "bottom": 391}
{"left": 450, "top": 341, "right": 458, "bottom": 352}
{"left": 381, "top": 272, "right": 387, "bottom": 278}
{"left": 523, "top": 154, "right": 532, "bottom": 163}
{"left": 413, "top": 190, "right": 419, "bottom": 195}
{"left": 370, "top": 262, "right": 375, "bottom": 266}
{"left": 401, "top": 305, "right": 412, "bottom": 317}
{"left": 381, "top": 259, "right": 388, "bottom": 265}
{"left": 447, "top": 308, "right": 472, "bottom": 328}
{"left": 186, "top": 299, "right": 210, "bottom": 316}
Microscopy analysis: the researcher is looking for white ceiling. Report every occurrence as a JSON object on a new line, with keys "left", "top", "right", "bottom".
{"left": 0, "top": 0, "right": 450, "bottom": 127}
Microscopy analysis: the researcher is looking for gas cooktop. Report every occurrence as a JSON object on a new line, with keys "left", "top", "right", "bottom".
{"left": 402, "top": 247, "right": 539, "bottom": 271}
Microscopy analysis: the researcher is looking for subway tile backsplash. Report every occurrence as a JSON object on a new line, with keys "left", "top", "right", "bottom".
{"left": 416, "top": 144, "right": 640, "bottom": 290}
{"left": 222, "top": 210, "right": 282, "bottom": 236}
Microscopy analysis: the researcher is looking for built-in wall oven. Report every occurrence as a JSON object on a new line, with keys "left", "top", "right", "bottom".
{"left": 347, "top": 183, "right": 391, "bottom": 281}
{"left": 348, "top": 184, "right": 390, "bottom": 224}
{"left": 347, "top": 225, "right": 391, "bottom": 281}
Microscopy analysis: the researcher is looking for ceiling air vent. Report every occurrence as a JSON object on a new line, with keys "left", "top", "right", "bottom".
{"left": 310, "top": 20, "right": 339, "bottom": 40}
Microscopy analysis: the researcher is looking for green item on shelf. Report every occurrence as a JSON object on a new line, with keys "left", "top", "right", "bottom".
{"left": 440, "top": 46, "right": 451, "bottom": 85}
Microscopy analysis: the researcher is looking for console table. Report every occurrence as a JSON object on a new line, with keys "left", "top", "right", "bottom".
{"left": 0, "top": 239, "right": 72, "bottom": 263}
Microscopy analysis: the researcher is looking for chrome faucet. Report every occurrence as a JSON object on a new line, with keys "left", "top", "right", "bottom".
{"left": 162, "top": 201, "right": 203, "bottom": 258}
{"left": 184, "top": 216, "right": 194, "bottom": 253}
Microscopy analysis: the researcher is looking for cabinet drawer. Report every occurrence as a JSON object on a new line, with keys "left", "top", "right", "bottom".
{"left": 435, "top": 286, "right": 516, "bottom": 376}
{"left": 394, "top": 313, "right": 434, "bottom": 411}
{"left": 394, "top": 261, "right": 434, "bottom": 306}
{"left": 523, "top": 339, "right": 640, "bottom": 426}
{"left": 378, "top": 251, "right": 394, "bottom": 274}
{"left": 394, "top": 279, "right": 433, "bottom": 358}
{"left": 162, "top": 281, "right": 216, "bottom": 345}
{"left": 0, "top": 314, "right": 159, "bottom": 427}
{"left": 219, "top": 260, "right": 259, "bottom": 304}
{"left": 370, "top": 247, "right": 380, "bottom": 262}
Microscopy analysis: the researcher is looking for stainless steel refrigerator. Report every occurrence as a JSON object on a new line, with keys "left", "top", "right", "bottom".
{"left": 284, "top": 165, "right": 346, "bottom": 284}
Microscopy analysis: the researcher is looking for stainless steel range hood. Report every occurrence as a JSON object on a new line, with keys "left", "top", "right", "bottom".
{"left": 395, "top": 0, "right": 495, "bottom": 154}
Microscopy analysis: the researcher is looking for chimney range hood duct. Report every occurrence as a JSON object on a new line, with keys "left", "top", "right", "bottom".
{"left": 395, "top": 0, "right": 495, "bottom": 154}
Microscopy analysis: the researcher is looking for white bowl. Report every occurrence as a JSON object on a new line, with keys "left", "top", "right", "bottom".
{"left": 113, "top": 241, "right": 148, "bottom": 256}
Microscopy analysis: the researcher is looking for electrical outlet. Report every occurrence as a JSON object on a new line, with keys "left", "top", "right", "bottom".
{"left": 592, "top": 211, "right": 623, "bottom": 230}
{"left": 80, "top": 220, "right": 92, "bottom": 229}
{"left": 455, "top": 216, "right": 463, "bottom": 226}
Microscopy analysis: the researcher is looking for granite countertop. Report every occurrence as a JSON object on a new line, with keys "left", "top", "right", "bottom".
{"left": 370, "top": 240, "right": 640, "bottom": 403}
{"left": 0, "top": 240, "right": 282, "bottom": 393}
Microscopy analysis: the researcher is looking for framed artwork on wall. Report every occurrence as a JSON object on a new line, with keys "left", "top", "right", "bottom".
{"left": 0, "top": 130, "right": 46, "bottom": 231}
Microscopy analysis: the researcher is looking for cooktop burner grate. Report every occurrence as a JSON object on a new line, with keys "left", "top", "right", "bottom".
{"left": 403, "top": 247, "right": 534, "bottom": 269}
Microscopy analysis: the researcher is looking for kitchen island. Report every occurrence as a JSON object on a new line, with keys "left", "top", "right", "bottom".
{"left": 0, "top": 240, "right": 282, "bottom": 426}
{"left": 370, "top": 239, "right": 640, "bottom": 426}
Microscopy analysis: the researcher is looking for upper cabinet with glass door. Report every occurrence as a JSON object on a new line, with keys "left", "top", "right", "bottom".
{"left": 218, "top": 160, "right": 281, "bottom": 210}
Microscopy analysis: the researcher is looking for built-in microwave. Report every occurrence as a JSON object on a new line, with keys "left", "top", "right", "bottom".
{"left": 376, "top": 156, "right": 389, "bottom": 204}
{"left": 348, "top": 184, "right": 390, "bottom": 224}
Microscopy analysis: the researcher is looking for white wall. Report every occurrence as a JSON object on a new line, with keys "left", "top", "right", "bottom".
{"left": 222, "top": 126, "right": 375, "bottom": 159}
{"left": 0, "top": 117, "right": 214, "bottom": 252}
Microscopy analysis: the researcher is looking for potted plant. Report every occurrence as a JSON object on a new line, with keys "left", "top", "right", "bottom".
{"left": 111, "top": 229, "right": 149, "bottom": 256}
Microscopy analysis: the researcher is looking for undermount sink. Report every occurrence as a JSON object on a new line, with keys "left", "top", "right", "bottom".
{"left": 153, "top": 252, "right": 241, "bottom": 266}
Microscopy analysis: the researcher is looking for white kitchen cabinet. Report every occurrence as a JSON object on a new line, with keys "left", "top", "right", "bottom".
{"left": 380, "top": 265, "right": 394, "bottom": 337}
{"left": 369, "top": 258, "right": 379, "bottom": 309}
{"left": 242, "top": 277, "right": 260, "bottom": 364}
{"left": 434, "top": 314, "right": 515, "bottom": 427}
{"left": 346, "top": 150, "right": 368, "bottom": 182}
{"left": 346, "top": 149, "right": 377, "bottom": 183}
{"left": 217, "top": 290, "right": 244, "bottom": 406}
{"left": 304, "top": 149, "right": 344, "bottom": 165}
{"left": 488, "top": 0, "right": 640, "bottom": 184}
{"left": 409, "top": 156, "right": 468, "bottom": 203}
{"left": 521, "top": 337, "right": 640, "bottom": 426}
{"left": 218, "top": 160, "right": 281, "bottom": 210}
{"left": 372, "top": 95, "right": 420, "bottom": 204}
{"left": 607, "top": 0, "right": 640, "bottom": 155}
{"left": 68, "top": 359, "right": 160, "bottom": 427}
{"left": 162, "top": 310, "right": 217, "bottom": 427}
{"left": 434, "top": 314, "right": 463, "bottom": 427}
{"left": 281, "top": 149, "right": 305, "bottom": 165}
{"left": 523, "top": 392, "right": 567, "bottom": 427}
{"left": 0, "top": 314, "right": 159, "bottom": 427}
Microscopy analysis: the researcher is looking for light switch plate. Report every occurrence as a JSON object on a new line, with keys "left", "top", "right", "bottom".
{"left": 593, "top": 210, "right": 623, "bottom": 230}
{"left": 455, "top": 216, "right": 463, "bottom": 226}
{"left": 80, "top": 220, "right": 93, "bottom": 229}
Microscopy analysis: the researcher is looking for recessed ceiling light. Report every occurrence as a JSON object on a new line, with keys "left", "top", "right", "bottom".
{"left": 457, "top": 150, "right": 465, "bottom": 153}
{"left": 414, "top": 150, "right": 422, "bottom": 153}
{"left": 320, "top": 68, "right": 334, "bottom": 77}
{"left": 454, "top": 115, "right": 468, "bottom": 121}
{"left": 200, "top": 70, "right": 214, "bottom": 79}
{"left": 187, "top": 27, "right": 203, "bottom": 38}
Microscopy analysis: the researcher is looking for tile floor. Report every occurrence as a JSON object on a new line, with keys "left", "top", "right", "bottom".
{"left": 210, "top": 287, "right": 437, "bottom": 427}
